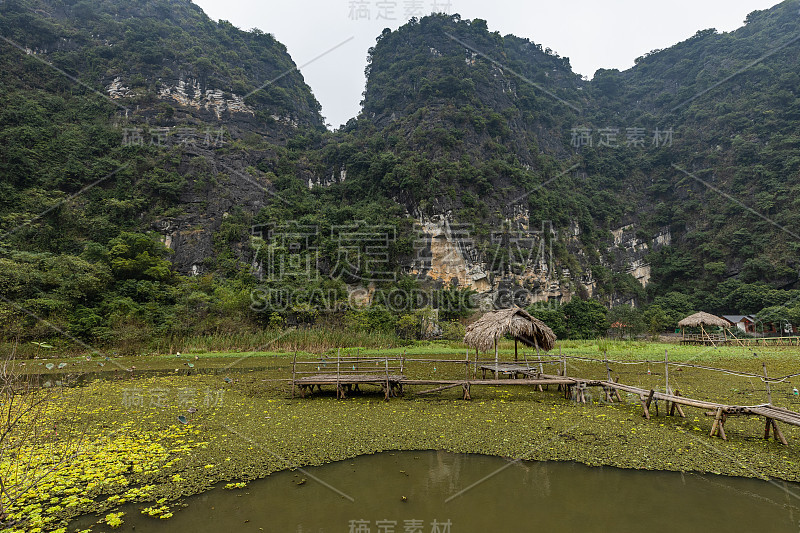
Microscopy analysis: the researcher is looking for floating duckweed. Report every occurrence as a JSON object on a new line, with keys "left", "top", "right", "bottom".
{"left": 6, "top": 350, "right": 800, "bottom": 531}
{"left": 102, "top": 512, "right": 124, "bottom": 529}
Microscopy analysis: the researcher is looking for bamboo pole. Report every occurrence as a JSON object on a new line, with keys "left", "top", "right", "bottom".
{"left": 538, "top": 348, "right": 545, "bottom": 390}
{"left": 535, "top": 341, "right": 543, "bottom": 390}
{"left": 710, "top": 407, "right": 727, "bottom": 440}
{"left": 763, "top": 362, "right": 772, "bottom": 405}
{"left": 494, "top": 338, "right": 499, "bottom": 380}
{"left": 384, "top": 356, "right": 390, "bottom": 401}
{"left": 291, "top": 352, "right": 297, "bottom": 399}
{"left": 645, "top": 389, "right": 655, "bottom": 418}
{"left": 417, "top": 383, "right": 462, "bottom": 395}
{"left": 772, "top": 419, "right": 788, "bottom": 445}
{"left": 336, "top": 348, "right": 341, "bottom": 399}
{"left": 718, "top": 412, "right": 727, "bottom": 441}
{"left": 640, "top": 395, "right": 651, "bottom": 419}
{"left": 672, "top": 390, "right": 686, "bottom": 417}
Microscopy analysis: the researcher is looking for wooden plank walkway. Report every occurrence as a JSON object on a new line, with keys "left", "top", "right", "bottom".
{"left": 292, "top": 352, "right": 406, "bottom": 400}
{"left": 732, "top": 336, "right": 800, "bottom": 347}
{"left": 290, "top": 355, "right": 800, "bottom": 445}
{"left": 295, "top": 374, "right": 405, "bottom": 399}
{"left": 595, "top": 379, "right": 800, "bottom": 443}
{"left": 403, "top": 378, "right": 576, "bottom": 400}
{"left": 681, "top": 335, "right": 800, "bottom": 347}
{"left": 479, "top": 362, "right": 559, "bottom": 379}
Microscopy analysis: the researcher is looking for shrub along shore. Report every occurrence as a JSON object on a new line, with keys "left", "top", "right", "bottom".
{"left": 6, "top": 341, "right": 800, "bottom": 532}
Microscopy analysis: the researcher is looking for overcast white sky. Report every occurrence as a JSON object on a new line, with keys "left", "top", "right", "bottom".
{"left": 193, "top": 0, "right": 783, "bottom": 128}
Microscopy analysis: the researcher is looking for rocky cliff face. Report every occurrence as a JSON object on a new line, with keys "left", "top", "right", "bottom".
{"left": 606, "top": 225, "right": 672, "bottom": 289}
{"left": 5, "top": 0, "right": 797, "bottom": 314}
{"left": 405, "top": 210, "right": 673, "bottom": 306}
{"left": 148, "top": 148, "right": 277, "bottom": 276}
{"left": 409, "top": 214, "right": 492, "bottom": 292}
{"left": 0, "top": 0, "right": 326, "bottom": 277}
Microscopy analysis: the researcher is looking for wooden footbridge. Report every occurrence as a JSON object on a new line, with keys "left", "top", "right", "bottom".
{"left": 681, "top": 334, "right": 800, "bottom": 347}
{"left": 291, "top": 352, "right": 800, "bottom": 445}
{"left": 291, "top": 353, "right": 405, "bottom": 399}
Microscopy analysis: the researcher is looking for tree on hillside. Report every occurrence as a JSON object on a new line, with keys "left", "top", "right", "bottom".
{"left": 563, "top": 298, "right": 608, "bottom": 339}
{"left": 607, "top": 305, "right": 645, "bottom": 340}
{"left": 642, "top": 304, "right": 671, "bottom": 338}
{"left": 527, "top": 303, "right": 567, "bottom": 340}
{"left": 106, "top": 232, "right": 174, "bottom": 282}
{"left": 649, "top": 292, "right": 696, "bottom": 328}
{"left": 755, "top": 305, "right": 792, "bottom": 335}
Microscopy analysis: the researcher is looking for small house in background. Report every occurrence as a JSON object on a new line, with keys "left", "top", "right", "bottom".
{"left": 722, "top": 315, "right": 757, "bottom": 334}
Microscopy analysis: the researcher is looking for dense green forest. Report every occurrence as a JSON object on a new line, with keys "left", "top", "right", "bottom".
{"left": 1, "top": 0, "right": 799, "bottom": 353}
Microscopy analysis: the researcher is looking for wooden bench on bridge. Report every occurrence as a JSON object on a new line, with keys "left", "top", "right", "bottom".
{"left": 291, "top": 354, "right": 405, "bottom": 400}
{"left": 478, "top": 360, "right": 561, "bottom": 380}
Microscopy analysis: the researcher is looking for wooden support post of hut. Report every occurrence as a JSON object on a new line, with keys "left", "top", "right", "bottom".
{"left": 678, "top": 312, "right": 730, "bottom": 346}
{"left": 494, "top": 338, "right": 499, "bottom": 379}
{"left": 463, "top": 307, "right": 557, "bottom": 386}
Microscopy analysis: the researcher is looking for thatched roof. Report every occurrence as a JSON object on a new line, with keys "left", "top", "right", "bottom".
{"left": 463, "top": 307, "right": 556, "bottom": 352}
{"left": 678, "top": 312, "right": 729, "bottom": 328}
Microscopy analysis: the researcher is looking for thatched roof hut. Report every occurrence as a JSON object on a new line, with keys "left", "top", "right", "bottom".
{"left": 678, "top": 312, "right": 730, "bottom": 346}
{"left": 464, "top": 307, "right": 556, "bottom": 357}
{"left": 678, "top": 312, "right": 729, "bottom": 328}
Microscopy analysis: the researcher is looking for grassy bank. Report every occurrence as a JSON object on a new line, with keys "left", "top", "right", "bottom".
{"left": 4, "top": 341, "right": 800, "bottom": 532}
{"left": 1, "top": 327, "right": 413, "bottom": 360}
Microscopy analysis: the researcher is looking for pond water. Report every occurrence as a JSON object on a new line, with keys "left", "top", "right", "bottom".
{"left": 76, "top": 451, "right": 800, "bottom": 532}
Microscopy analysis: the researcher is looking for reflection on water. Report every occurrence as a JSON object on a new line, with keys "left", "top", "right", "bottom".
{"left": 74, "top": 451, "right": 800, "bottom": 532}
